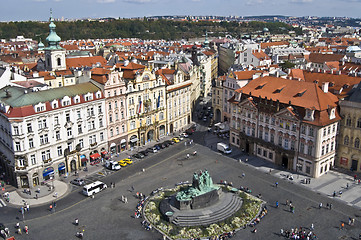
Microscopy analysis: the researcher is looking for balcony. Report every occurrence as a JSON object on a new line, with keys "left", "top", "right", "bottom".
{"left": 43, "top": 158, "right": 52, "bottom": 164}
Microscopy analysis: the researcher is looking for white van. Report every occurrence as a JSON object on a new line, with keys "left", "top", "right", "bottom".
{"left": 217, "top": 142, "right": 232, "bottom": 154}
{"left": 82, "top": 181, "right": 107, "bottom": 196}
{"left": 105, "top": 160, "right": 121, "bottom": 170}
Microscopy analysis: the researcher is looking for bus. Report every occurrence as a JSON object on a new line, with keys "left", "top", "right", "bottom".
{"left": 82, "top": 181, "right": 107, "bottom": 196}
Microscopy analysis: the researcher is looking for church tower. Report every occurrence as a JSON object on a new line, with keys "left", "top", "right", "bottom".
{"left": 44, "top": 10, "right": 66, "bottom": 71}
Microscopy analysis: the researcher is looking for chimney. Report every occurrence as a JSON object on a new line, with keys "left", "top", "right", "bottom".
{"left": 338, "top": 70, "right": 341, "bottom": 75}
{"left": 322, "top": 82, "right": 329, "bottom": 93}
{"left": 331, "top": 69, "right": 334, "bottom": 74}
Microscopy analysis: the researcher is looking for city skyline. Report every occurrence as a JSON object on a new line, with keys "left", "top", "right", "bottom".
{"left": 1, "top": 0, "right": 361, "bottom": 22}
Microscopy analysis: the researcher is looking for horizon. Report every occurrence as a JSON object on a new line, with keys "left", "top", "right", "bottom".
{"left": 1, "top": 0, "right": 360, "bottom": 22}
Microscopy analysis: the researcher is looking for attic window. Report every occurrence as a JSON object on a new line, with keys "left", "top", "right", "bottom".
{"left": 329, "top": 82, "right": 334, "bottom": 87}
{"left": 343, "top": 84, "right": 349, "bottom": 89}
{"left": 294, "top": 90, "right": 307, "bottom": 97}
{"left": 256, "top": 83, "right": 266, "bottom": 90}
{"left": 313, "top": 80, "right": 319, "bottom": 84}
{"left": 273, "top": 87, "right": 285, "bottom": 94}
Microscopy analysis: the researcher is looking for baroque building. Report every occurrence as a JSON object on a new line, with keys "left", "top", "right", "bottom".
{"left": 228, "top": 76, "right": 340, "bottom": 178}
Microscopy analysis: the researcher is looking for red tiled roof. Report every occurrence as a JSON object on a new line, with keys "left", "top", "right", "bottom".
{"left": 66, "top": 56, "right": 107, "bottom": 69}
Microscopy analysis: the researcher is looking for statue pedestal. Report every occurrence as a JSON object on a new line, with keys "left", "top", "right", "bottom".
{"left": 176, "top": 188, "right": 222, "bottom": 210}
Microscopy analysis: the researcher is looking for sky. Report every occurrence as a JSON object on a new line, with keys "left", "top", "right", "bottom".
{"left": 0, "top": 0, "right": 360, "bottom": 22}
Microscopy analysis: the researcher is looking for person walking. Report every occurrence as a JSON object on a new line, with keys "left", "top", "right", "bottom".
{"left": 275, "top": 182, "right": 278, "bottom": 188}
{"left": 276, "top": 201, "right": 279, "bottom": 208}
{"left": 24, "top": 225, "right": 28, "bottom": 235}
{"left": 310, "top": 223, "right": 314, "bottom": 230}
{"left": 319, "top": 202, "right": 323, "bottom": 209}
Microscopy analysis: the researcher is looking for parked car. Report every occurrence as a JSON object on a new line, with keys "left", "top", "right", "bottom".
{"left": 203, "top": 116, "right": 208, "bottom": 122}
{"left": 132, "top": 153, "right": 144, "bottom": 159}
{"left": 162, "top": 141, "right": 170, "bottom": 147}
{"left": 154, "top": 144, "right": 161, "bottom": 150}
{"left": 118, "top": 160, "right": 127, "bottom": 167}
{"left": 147, "top": 147, "right": 158, "bottom": 153}
{"left": 139, "top": 150, "right": 148, "bottom": 156}
{"left": 105, "top": 160, "right": 121, "bottom": 170}
{"left": 178, "top": 135, "right": 184, "bottom": 141}
{"left": 71, "top": 178, "right": 85, "bottom": 186}
{"left": 180, "top": 132, "right": 189, "bottom": 138}
{"left": 172, "top": 137, "right": 180, "bottom": 143}
{"left": 122, "top": 158, "right": 133, "bottom": 164}
{"left": 164, "top": 140, "right": 174, "bottom": 145}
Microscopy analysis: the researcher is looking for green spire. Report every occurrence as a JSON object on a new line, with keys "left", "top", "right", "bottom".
{"left": 204, "top": 30, "right": 209, "bottom": 48}
{"left": 45, "top": 8, "right": 62, "bottom": 50}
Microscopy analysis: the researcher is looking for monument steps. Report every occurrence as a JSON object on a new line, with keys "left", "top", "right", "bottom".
{"left": 172, "top": 193, "right": 242, "bottom": 227}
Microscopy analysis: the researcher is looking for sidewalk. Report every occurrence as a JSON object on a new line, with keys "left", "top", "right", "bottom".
{"left": 0, "top": 123, "right": 195, "bottom": 208}
{"left": 202, "top": 123, "right": 361, "bottom": 209}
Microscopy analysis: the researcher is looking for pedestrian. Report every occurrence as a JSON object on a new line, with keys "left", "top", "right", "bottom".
{"left": 113, "top": 182, "right": 115, "bottom": 188}
{"left": 110, "top": 182, "right": 113, "bottom": 188}
{"left": 275, "top": 182, "right": 278, "bottom": 188}
{"left": 276, "top": 201, "right": 279, "bottom": 208}
{"left": 24, "top": 225, "right": 28, "bottom": 235}
{"left": 333, "top": 191, "right": 336, "bottom": 197}
{"left": 341, "top": 222, "right": 345, "bottom": 230}
{"left": 310, "top": 223, "right": 314, "bottom": 230}
{"left": 121, "top": 195, "right": 125, "bottom": 203}
{"left": 49, "top": 204, "right": 53, "bottom": 212}
{"left": 286, "top": 199, "right": 289, "bottom": 206}
{"left": 346, "top": 183, "right": 349, "bottom": 189}
{"left": 131, "top": 186, "right": 134, "bottom": 192}
{"left": 319, "top": 202, "right": 323, "bottom": 209}
{"left": 329, "top": 203, "right": 332, "bottom": 210}
{"left": 242, "top": 173, "right": 245, "bottom": 178}
{"left": 125, "top": 197, "right": 128, "bottom": 203}
{"left": 26, "top": 203, "right": 29, "bottom": 212}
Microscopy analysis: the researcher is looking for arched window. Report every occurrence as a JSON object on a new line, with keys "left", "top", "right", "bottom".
{"left": 344, "top": 136, "right": 349, "bottom": 145}
{"left": 346, "top": 117, "right": 352, "bottom": 127}
{"left": 355, "top": 138, "right": 360, "bottom": 148}
{"left": 357, "top": 118, "right": 361, "bottom": 128}
{"left": 57, "top": 58, "right": 61, "bottom": 66}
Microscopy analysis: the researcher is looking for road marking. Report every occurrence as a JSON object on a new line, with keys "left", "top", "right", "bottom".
{"left": 0, "top": 198, "right": 7, "bottom": 207}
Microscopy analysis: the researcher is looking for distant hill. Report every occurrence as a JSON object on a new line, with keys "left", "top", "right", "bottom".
{"left": 0, "top": 19, "right": 301, "bottom": 41}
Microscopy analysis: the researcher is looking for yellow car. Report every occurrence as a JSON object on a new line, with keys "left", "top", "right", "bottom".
{"left": 118, "top": 160, "right": 127, "bottom": 167}
{"left": 122, "top": 158, "right": 133, "bottom": 164}
{"left": 172, "top": 137, "right": 180, "bottom": 143}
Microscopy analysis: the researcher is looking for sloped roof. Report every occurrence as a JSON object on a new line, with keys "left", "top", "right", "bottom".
{"left": 235, "top": 76, "right": 338, "bottom": 111}
{"left": 260, "top": 41, "right": 289, "bottom": 49}
{"left": 0, "top": 82, "right": 100, "bottom": 108}
{"left": 66, "top": 56, "right": 107, "bottom": 69}
{"left": 231, "top": 70, "right": 264, "bottom": 80}
{"left": 308, "top": 53, "right": 345, "bottom": 63}
{"left": 289, "top": 69, "right": 305, "bottom": 81}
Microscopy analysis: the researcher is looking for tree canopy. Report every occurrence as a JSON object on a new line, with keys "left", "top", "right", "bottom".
{"left": 0, "top": 19, "right": 302, "bottom": 41}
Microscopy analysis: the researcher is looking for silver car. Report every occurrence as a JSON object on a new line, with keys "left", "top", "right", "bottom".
{"left": 71, "top": 178, "right": 85, "bottom": 186}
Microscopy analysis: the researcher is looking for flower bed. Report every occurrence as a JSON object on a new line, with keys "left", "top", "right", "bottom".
{"left": 143, "top": 185, "right": 264, "bottom": 239}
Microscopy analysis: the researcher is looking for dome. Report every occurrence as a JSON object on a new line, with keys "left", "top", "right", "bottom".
{"left": 46, "top": 32, "right": 61, "bottom": 43}
{"left": 263, "top": 27, "right": 269, "bottom": 32}
{"left": 38, "top": 41, "right": 44, "bottom": 48}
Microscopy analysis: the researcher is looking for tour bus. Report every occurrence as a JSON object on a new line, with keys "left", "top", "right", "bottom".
{"left": 82, "top": 181, "right": 107, "bottom": 196}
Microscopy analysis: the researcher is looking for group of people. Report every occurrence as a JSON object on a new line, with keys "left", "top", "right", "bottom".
{"left": 15, "top": 222, "right": 28, "bottom": 235}
{"left": 280, "top": 227, "right": 317, "bottom": 239}
{"left": 141, "top": 220, "right": 152, "bottom": 231}
{"left": 135, "top": 197, "right": 147, "bottom": 219}
{"left": 249, "top": 206, "right": 268, "bottom": 229}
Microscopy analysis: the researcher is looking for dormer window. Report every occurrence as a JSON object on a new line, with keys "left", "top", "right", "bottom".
{"left": 74, "top": 95, "right": 80, "bottom": 104}
{"left": 52, "top": 100, "right": 58, "bottom": 109}
{"left": 34, "top": 102, "right": 46, "bottom": 112}
{"left": 62, "top": 96, "right": 71, "bottom": 107}
{"left": 96, "top": 91, "right": 102, "bottom": 99}
{"left": 305, "top": 109, "right": 315, "bottom": 121}
{"left": 329, "top": 108, "right": 336, "bottom": 120}
{"left": 84, "top": 93, "right": 93, "bottom": 101}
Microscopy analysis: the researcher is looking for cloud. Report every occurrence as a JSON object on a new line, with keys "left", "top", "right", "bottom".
{"left": 290, "top": 0, "right": 313, "bottom": 3}
{"left": 97, "top": 0, "right": 116, "bottom": 3}
{"left": 123, "top": 0, "right": 152, "bottom": 3}
{"left": 246, "top": 0, "right": 264, "bottom": 5}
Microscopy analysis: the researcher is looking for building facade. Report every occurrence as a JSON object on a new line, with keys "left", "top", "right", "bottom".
{"left": 337, "top": 84, "right": 361, "bottom": 172}
{"left": 124, "top": 66, "right": 167, "bottom": 149}
{"left": 0, "top": 82, "right": 107, "bottom": 188}
{"left": 229, "top": 76, "right": 340, "bottom": 178}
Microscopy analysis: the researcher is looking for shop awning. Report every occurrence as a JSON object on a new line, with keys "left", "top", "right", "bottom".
{"left": 130, "top": 138, "right": 139, "bottom": 143}
{"left": 80, "top": 155, "right": 86, "bottom": 159}
{"left": 110, "top": 142, "right": 116, "bottom": 148}
{"left": 43, "top": 167, "right": 54, "bottom": 177}
{"left": 101, "top": 151, "right": 108, "bottom": 155}
{"left": 120, "top": 139, "right": 127, "bottom": 144}
{"left": 58, "top": 162, "right": 65, "bottom": 171}
{"left": 81, "top": 158, "right": 88, "bottom": 163}
{"left": 90, "top": 153, "right": 101, "bottom": 159}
